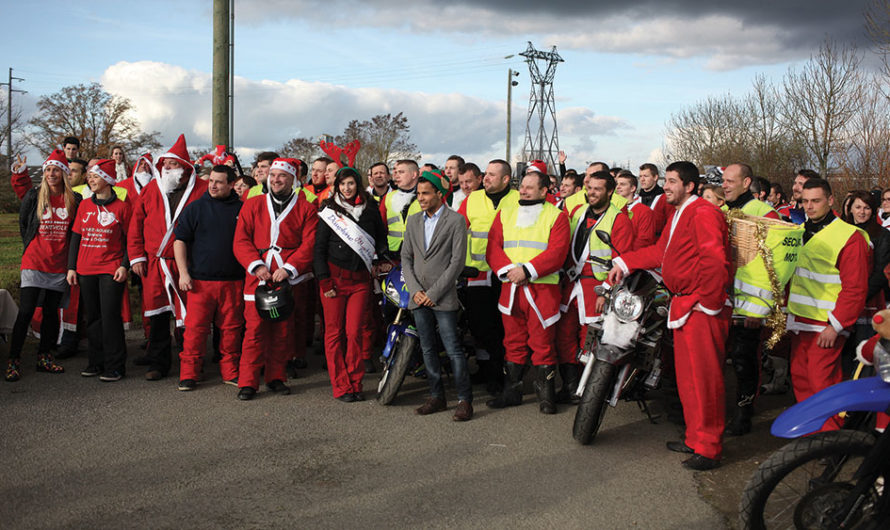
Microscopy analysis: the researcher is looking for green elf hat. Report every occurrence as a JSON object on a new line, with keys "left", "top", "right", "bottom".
{"left": 419, "top": 170, "right": 451, "bottom": 198}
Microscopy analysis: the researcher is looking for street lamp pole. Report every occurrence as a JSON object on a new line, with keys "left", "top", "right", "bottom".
{"left": 506, "top": 68, "right": 519, "bottom": 162}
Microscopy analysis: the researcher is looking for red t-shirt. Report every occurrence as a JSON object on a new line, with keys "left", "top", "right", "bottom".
{"left": 72, "top": 197, "right": 132, "bottom": 275}
{"left": 21, "top": 193, "right": 73, "bottom": 273}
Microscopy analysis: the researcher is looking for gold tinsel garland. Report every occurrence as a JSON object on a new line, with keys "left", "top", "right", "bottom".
{"left": 726, "top": 209, "right": 787, "bottom": 349}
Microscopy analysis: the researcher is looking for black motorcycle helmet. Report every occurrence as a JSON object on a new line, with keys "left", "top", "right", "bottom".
{"left": 254, "top": 282, "right": 294, "bottom": 322}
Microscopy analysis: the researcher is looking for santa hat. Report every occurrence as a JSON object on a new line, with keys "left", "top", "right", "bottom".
{"left": 89, "top": 159, "right": 117, "bottom": 186}
{"left": 526, "top": 160, "right": 548, "bottom": 175}
{"left": 156, "top": 134, "right": 193, "bottom": 175}
{"left": 42, "top": 149, "right": 70, "bottom": 175}
{"left": 131, "top": 153, "right": 155, "bottom": 178}
{"left": 419, "top": 170, "right": 451, "bottom": 197}
{"left": 270, "top": 158, "right": 302, "bottom": 179}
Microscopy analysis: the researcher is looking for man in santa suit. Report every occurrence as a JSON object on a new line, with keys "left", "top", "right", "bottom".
{"left": 485, "top": 171, "right": 570, "bottom": 414}
{"left": 129, "top": 134, "right": 208, "bottom": 381}
{"left": 117, "top": 154, "right": 155, "bottom": 201}
{"left": 614, "top": 171, "right": 656, "bottom": 250}
{"left": 233, "top": 157, "right": 318, "bottom": 400}
{"left": 637, "top": 163, "right": 673, "bottom": 236}
{"left": 608, "top": 160, "right": 732, "bottom": 470}
{"left": 786, "top": 178, "right": 869, "bottom": 430}
{"left": 555, "top": 171, "right": 634, "bottom": 404}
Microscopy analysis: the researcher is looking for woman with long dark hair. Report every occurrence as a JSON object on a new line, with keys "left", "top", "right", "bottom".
{"left": 841, "top": 190, "right": 890, "bottom": 374}
{"left": 313, "top": 167, "right": 386, "bottom": 401}
{"left": 6, "top": 150, "right": 81, "bottom": 382}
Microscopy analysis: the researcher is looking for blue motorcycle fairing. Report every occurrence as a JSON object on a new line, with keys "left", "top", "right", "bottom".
{"left": 380, "top": 322, "right": 417, "bottom": 360}
{"left": 383, "top": 266, "right": 411, "bottom": 308}
{"left": 771, "top": 376, "right": 890, "bottom": 439}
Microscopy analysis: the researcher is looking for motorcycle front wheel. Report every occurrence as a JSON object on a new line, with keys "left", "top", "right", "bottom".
{"left": 738, "top": 430, "right": 879, "bottom": 530}
{"left": 376, "top": 334, "right": 417, "bottom": 405}
{"left": 572, "top": 360, "right": 617, "bottom": 445}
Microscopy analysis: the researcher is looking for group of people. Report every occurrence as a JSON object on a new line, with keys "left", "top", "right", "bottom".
{"left": 5, "top": 134, "right": 884, "bottom": 472}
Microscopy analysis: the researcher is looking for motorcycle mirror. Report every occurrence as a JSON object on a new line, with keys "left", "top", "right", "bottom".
{"left": 596, "top": 230, "right": 615, "bottom": 252}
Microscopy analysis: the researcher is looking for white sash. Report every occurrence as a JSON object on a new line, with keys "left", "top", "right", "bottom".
{"left": 156, "top": 174, "right": 197, "bottom": 258}
{"left": 567, "top": 204, "right": 607, "bottom": 281}
{"left": 319, "top": 207, "right": 376, "bottom": 272}
{"left": 262, "top": 192, "right": 311, "bottom": 285}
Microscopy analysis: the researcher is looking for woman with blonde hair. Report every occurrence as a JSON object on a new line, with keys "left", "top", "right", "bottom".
{"left": 111, "top": 145, "right": 129, "bottom": 182}
{"left": 6, "top": 149, "right": 82, "bottom": 381}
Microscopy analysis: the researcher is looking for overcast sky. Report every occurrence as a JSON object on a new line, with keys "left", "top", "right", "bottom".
{"left": 1, "top": 0, "right": 875, "bottom": 171}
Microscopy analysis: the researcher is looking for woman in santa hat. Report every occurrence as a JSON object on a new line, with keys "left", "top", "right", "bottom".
{"left": 66, "top": 160, "right": 132, "bottom": 382}
{"left": 313, "top": 166, "right": 387, "bottom": 401}
{"left": 5, "top": 149, "right": 81, "bottom": 382}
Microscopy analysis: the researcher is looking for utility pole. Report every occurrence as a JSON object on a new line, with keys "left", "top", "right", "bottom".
{"left": 506, "top": 68, "right": 519, "bottom": 162}
{"left": 1, "top": 67, "right": 26, "bottom": 168}
{"left": 212, "top": 0, "right": 230, "bottom": 150}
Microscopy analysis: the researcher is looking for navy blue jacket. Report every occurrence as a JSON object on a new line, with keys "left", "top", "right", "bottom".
{"left": 174, "top": 191, "right": 244, "bottom": 281}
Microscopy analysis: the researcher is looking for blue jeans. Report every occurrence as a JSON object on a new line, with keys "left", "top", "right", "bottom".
{"left": 412, "top": 307, "right": 472, "bottom": 403}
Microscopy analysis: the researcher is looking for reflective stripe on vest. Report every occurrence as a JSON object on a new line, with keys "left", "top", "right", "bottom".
{"left": 464, "top": 189, "right": 519, "bottom": 271}
{"left": 500, "top": 201, "right": 562, "bottom": 284}
{"left": 731, "top": 199, "right": 800, "bottom": 318}
{"left": 384, "top": 193, "right": 421, "bottom": 251}
{"left": 788, "top": 218, "right": 863, "bottom": 322}
{"left": 569, "top": 203, "right": 620, "bottom": 280}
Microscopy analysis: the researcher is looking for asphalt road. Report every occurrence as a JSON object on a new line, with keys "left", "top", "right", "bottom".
{"left": 1, "top": 334, "right": 792, "bottom": 530}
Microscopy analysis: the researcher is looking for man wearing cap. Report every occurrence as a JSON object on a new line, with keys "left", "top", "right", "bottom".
{"left": 129, "top": 134, "right": 208, "bottom": 381}
{"left": 174, "top": 165, "right": 245, "bottom": 391}
{"left": 485, "top": 171, "right": 570, "bottom": 414}
{"left": 233, "top": 157, "right": 318, "bottom": 400}
{"left": 721, "top": 163, "right": 781, "bottom": 436}
{"left": 556, "top": 171, "right": 634, "bottom": 404}
{"left": 457, "top": 159, "right": 519, "bottom": 394}
{"left": 403, "top": 170, "right": 472, "bottom": 420}
{"left": 381, "top": 159, "right": 422, "bottom": 254}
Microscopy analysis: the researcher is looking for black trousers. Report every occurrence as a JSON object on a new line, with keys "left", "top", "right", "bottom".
{"left": 464, "top": 281, "right": 505, "bottom": 368}
{"left": 9, "top": 287, "right": 63, "bottom": 359}
{"left": 147, "top": 312, "right": 174, "bottom": 375}
{"left": 79, "top": 274, "right": 127, "bottom": 374}
{"left": 727, "top": 323, "right": 761, "bottom": 405}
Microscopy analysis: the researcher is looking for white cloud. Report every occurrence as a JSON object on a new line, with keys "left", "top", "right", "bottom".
{"left": 99, "top": 60, "right": 635, "bottom": 168}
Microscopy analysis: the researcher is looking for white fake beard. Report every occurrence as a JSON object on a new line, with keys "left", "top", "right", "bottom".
{"left": 134, "top": 171, "right": 153, "bottom": 188}
{"left": 515, "top": 203, "right": 543, "bottom": 228}
{"left": 159, "top": 168, "right": 184, "bottom": 194}
{"left": 390, "top": 189, "right": 415, "bottom": 214}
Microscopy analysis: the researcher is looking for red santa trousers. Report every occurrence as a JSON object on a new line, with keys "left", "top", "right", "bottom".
{"left": 672, "top": 308, "right": 730, "bottom": 460}
{"left": 289, "top": 282, "right": 309, "bottom": 361}
{"left": 361, "top": 291, "right": 383, "bottom": 360}
{"left": 555, "top": 299, "right": 586, "bottom": 365}
{"left": 239, "top": 296, "right": 296, "bottom": 390}
{"left": 502, "top": 294, "right": 558, "bottom": 366}
{"left": 180, "top": 279, "right": 244, "bottom": 382}
{"left": 790, "top": 331, "right": 845, "bottom": 432}
{"left": 319, "top": 277, "right": 370, "bottom": 398}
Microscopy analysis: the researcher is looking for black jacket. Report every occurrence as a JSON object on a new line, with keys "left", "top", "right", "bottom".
{"left": 19, "top": 188, "right": 82, "bottom": 254}
{"left": 866, "top": 225, "right": 890, "bottom": 301}
{"left": 313, "top": 202, "right": 387, "bottom": 281}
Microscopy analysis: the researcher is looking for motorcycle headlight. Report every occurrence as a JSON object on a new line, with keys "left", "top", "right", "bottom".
{"left": 384, "top": 280, "right": 401, "bottom": 305}
{"left": 612, "top": 289, "right": 644, "bottom": 322}
{"left": 875, "top": 340, "right": 890, "bottom": 384}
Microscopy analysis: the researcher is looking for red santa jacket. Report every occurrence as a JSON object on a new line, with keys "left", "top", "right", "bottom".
{"left": 233, "top": 192, "right": 318, "bottom": 301}
{"left": 625, "top": 197, "right": 656, "bottom": 250}
{"left": 486, "top": 204, "right": 570, "bottom": 328}
{"left": 128, "top": 177, "right": 208, "bottom": 264}
{"left": 10, "top": 168, "right": 32, "bottom": 200}
{"left": 648, "top": 192, "right": 674, "bottom": 237}
{"left": 560, "top": 204, "right": 634, "bottom": 323}
{"left": 615, "top": 195, "right": 731, "bottom": 329}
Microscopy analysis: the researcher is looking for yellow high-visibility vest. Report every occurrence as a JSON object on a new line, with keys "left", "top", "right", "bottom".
{"left": 73, "top": 184, "right": 128, "bottom": 202}
{"left": 564, "top": 189, "right": 587, "bottom": 216}
{"left": 383, "top": 192, "right": 421, "bottom": 251}
{"left": 464, "top": 188, "right": 519, "bottom": 271}
{"left": 499, "top": 201, "right": 562, "bottom": 284}
{"left": 569, "top": 204, "right": 620, "bottom": 281}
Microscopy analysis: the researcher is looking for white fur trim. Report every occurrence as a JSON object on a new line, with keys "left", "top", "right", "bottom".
{"left": 270, "top": 159, "right": 298, "bottom": 178}
{"left": 855, "top": 340, "right": 873, "bottom": 366}
{"left": 695, "top": 302, "right": 722, "bottom": 316}
{"left": 129, "top": 256, "right": 147, "bottom": 266}
{"left": 496, "top": 264, "right": 516, "bottom": 281}
{"left": 525, "top": 262, "right": 539, "bottom": 282}
{"left": 144, "top": 305, "right": 175, "bottom": 318}
{"left": 613, "top": 256, "right": 629, "bottom": 274}
{"left": 827, "top": 312, "right": 844, "bottom": 334}
{"left": 247, "top": 260, "right": 265, "bottom": 275}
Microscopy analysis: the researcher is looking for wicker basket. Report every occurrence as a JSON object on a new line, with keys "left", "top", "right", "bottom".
{"left": 729, "top": 214, "right": 800, "bottom": 268}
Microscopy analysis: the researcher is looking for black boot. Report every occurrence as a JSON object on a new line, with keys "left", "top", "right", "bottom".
{"left": 556, "top": 363, "right": 581, "bottom": 405}
{"left": 726, "top": 397, "right": 754, "bottom": 436}
{"left": 534, "top": 365, "right": 557, "bottom": 414}
{"left": 486, "top": 362, "right": 524, "bottom": 409}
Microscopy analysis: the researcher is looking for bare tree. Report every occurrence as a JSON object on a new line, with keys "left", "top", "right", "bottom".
{"left": 835, "top": 76, "right": 890, "bottom": 190}
{"left": 780, "top": 40, "right": 864, "bottom": 175}
{"left": 27, "top": 82, "right": 161, "bottom": 160}
{"left": 664, "top": 93, "right": 751, "bottom": 167}
{"left": 278, "top": 136, "right": 320, "bottom": 163}
{"left": 743, "top": 75, "right": 808, "bottom": 185}
{"left": 335, "top": 112, "right": 419, "bottom": 171}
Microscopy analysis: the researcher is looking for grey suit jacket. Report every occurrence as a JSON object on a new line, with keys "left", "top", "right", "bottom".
{"left": 401, "top": 204, "right": 467, "bottom": 311}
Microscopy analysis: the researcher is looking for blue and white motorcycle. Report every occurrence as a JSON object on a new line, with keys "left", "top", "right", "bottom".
{"left": 376, "top": 265, "right": 422, "bottom": 405}
{"left": 738, "top": 327, "right": 890, "bottom": 529}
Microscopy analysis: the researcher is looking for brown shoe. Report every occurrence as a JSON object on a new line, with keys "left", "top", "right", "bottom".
{"left": 145, "top": 370, "right": 164, "bottom": 381}
{"left": 452, "top": 400, "right": 473, "bottom": 422}
{"left": 415, "top": 396, "right": 447, "bottom": 415}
